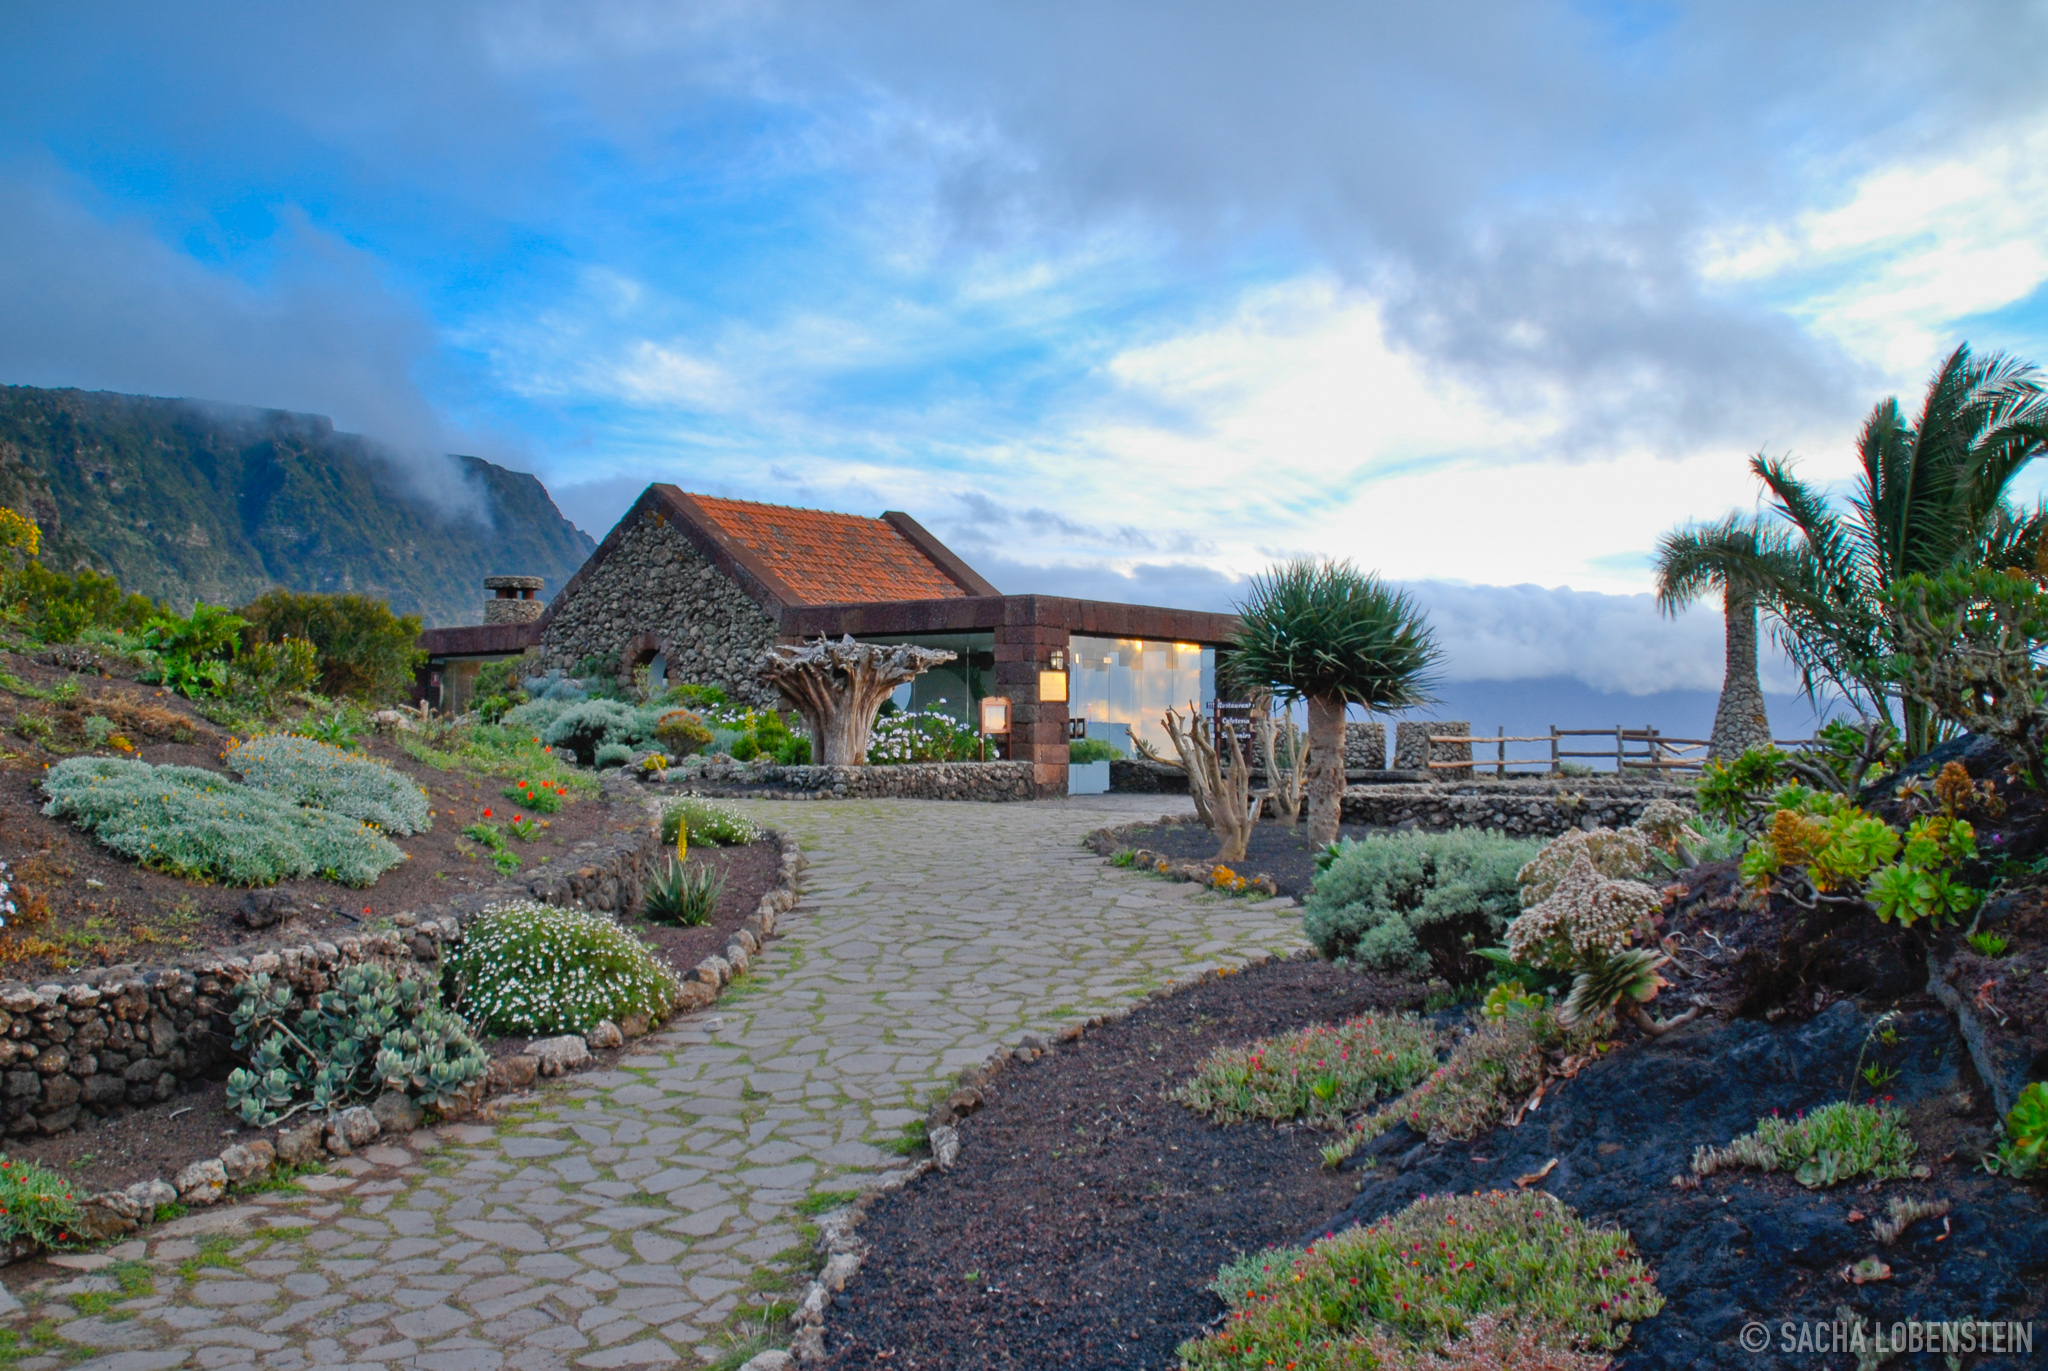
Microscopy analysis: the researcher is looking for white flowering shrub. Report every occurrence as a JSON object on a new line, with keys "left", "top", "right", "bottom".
{"left": 449, "top": 900, "right": 681, "bottom": 1035}
{"left": 0, "top": 859, "right": 16, "bottom": 929}
{"left": 228, "top": 734, "right": 432, "bottom": 834}
{"left": 1515, "top": 827, "right": 1658, "bottom": 907}
{"left": 41, "top": 757, "right": 404, "bottom": 886}
{"left": 866, "top": 708, "right": 982, "bottom": 763}
{"left": 1630, "top": 799, "right": 1701, "bottom": 851}
{"left": 1505, "top": 850, "right": 1662, "bottom": 970}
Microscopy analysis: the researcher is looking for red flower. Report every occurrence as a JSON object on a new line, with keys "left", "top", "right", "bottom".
{"left": 483, "top": 808, "right": 492, "bottom": 818}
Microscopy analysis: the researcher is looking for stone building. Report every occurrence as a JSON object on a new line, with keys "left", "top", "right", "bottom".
{"left": 419, "top": 485, "right": 1239, "bottom": 796}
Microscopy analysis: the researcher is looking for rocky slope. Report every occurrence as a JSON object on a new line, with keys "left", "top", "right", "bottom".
{"left": 0, "top": 385, "right": 595, "bottom": 626}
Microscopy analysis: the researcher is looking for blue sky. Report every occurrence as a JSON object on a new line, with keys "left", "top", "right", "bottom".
{"left": 4, "top": 2, "right": 2048, "bottom": 714}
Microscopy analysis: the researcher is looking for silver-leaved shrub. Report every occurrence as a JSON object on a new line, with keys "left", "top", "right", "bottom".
{"left": 41, "top": 757, "right": 404, "bottom": 886}
{"left": 228, "top": 734, "right": 432, "bottom": 834}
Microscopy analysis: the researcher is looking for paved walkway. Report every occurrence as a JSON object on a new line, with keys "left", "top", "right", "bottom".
{"left": 4, "top": 795, "right": 1308, "bottom": 1371}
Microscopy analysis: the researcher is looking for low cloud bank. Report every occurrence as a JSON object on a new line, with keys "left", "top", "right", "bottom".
{"left": 973, "top": 555, "right": 1800, "bottom": 698}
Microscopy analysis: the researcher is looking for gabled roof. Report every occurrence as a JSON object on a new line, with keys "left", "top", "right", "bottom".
{"left": 687, "top": 494, "right": 993, "bottom": 604}
{"left": 526, "top": 485, "right": 999, "bottom": 635}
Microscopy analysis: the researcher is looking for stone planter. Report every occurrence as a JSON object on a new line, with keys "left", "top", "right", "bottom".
{"left": 1067, "top": 760, "right": 1110, "bottom": 795}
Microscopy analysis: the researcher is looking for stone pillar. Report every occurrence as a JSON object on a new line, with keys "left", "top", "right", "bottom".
{"left": 992, "top": 623, "right": 1069, "bottom": 799}
{"left": 1344, "top": 721, "right": 1387, "bottom": 771}
{"left": 1393, "top": 720, "right": 1470, "bottom": 774}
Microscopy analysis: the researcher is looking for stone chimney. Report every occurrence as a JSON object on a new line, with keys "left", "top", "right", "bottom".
{"left": 484, "top": 575, "right": 545, "bottom": 625}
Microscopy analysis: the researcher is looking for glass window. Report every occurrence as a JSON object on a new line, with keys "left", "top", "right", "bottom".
{"left": 1069, "top": 636, "right": 1216, "bottom": 753}
{"left": 855, "top": 632, "right": 994, "bottom": 727}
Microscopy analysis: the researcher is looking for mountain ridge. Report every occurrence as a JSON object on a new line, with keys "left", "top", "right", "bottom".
{"left": 0, "top": 385, "right": 595, "bottom": 627}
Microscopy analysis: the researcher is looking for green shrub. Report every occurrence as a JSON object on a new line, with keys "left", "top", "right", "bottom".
{"left": 652, "top": 709, "right": 713, "bottom": 757}
{"left": 231, "top": 636, "right": 319, "bottom": 702}
{"left": 1693, "top": 1100, "right": 1922, "bottom": 1188}
{"left": 544, "top": 699, "right": 642, "bottom": 764}
{"left": 0, "top": 1156, "right": 84, "bottom": 1249}
{"left": 644, "top": 859, "right": 725, "bottom": 926}
{"left": 237, "top": 589, "right": 425, "bottom": 703}
{"left": 1176, "top": 1014, "right": 1444, "bottom": 1128}
{"left": 224, "top": 966, "right": 485, "bottom": 1125}
{"left": 1992, "top": 1081, "right": 2048, "bottom": 1177}
{"left": 661, "top": 682, "right": 727, "bottom": 709}
{"left": 41, "top": 756, "right": 404, "bottom": 886}
{"left": 140, "top": 603, "right": 248, "bottom": 698}
{"left": 450, "top": 901, "right": 681, "bottom": 1035}
{"left": 661, "top": 797, "right": 760, "bottom": 847}
{"left": 227, "top": 735, "right": 432, "bottom": 834}
{"left": 1069, "top": 738, "right": 1122, "bottom": 764}
{"left": 470, "top": 658, "right": 529, "bottom": 724}
{"left": 7, "top": 562, "right": 157, "bottom": 644}
{"left": 594, "top": 741, "right": 634, "bottom": 769}
{"left": 1180, "top": 1190, "right": 1662, "bottom": 1371}
{"left": 1305, "top": 829, "right": 1545, "bottom": 980}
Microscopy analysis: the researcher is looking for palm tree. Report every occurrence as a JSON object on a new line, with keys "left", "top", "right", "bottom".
{"left": 1654, "top": 514, "right": 1798, "bottom": 761}
{"left": 1225, "top": 560, "right": 1440, "bottom": 846}
{"left": 1747, "top": 343, "right": 2048, "bottom": 752}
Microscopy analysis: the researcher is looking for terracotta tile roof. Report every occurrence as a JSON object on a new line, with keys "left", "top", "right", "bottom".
{"left": 689, "top": 495, "right": 973, "bottom": 604}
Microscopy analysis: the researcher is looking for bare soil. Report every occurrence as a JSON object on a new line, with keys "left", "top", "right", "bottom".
{"left": 820, "top": 956, "right": 1426, "bottom": 1371}
{"left": 1091, "top": 817, "right": 1385, "bottom": 898}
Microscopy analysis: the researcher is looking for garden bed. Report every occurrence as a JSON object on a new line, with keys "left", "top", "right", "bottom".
{"left": 823, "top": 958, "right": 2047, "bottom": 1371}
{"left": 0, "top": 658, "right": 635, "bottom": 978}
{"left": 819, "top": 956, "right": 1425, "bottom": 1371}
{"left": 1088, "top": 816, "right": 1385, "bottom": 899}
{"left": 628, "top": 836, "right": 784, "bottom": 971}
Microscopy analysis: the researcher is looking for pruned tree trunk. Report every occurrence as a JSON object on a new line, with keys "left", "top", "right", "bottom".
{"left": 1707, "top": 590, "right": 1773, "bottom": 762}
{"left": 1163, "top": 705, "right": 1256, "bottom": 862}
{"left": 1253, "top": 693, "right": 1310, "bottom": 824}
{"left": 756, "top": 636, "right": 956, "bottom": 765}
{"left": 1306, "top": 694, "right": 1347, "bottom": 847}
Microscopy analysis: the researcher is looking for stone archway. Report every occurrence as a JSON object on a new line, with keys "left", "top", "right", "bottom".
{"left": 620, "top": 631, "right": 664, "bottom": 693}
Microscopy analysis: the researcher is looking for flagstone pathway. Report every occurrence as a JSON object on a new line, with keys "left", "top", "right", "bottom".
{"left": 1, "top": 794, "right": 1309, "bottom": 1371}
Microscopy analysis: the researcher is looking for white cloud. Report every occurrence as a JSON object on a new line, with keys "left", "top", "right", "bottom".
{"left": 1700, "top": 117, "right": 2048, "bottom": 382}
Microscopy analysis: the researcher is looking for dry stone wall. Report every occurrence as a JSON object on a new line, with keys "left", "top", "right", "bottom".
{"left": 539, "top": 509, "right": 781, "bottom": 707}
{"left": 1340, "top": 779, "right": 1693, "bottom": 837}
{"left": 662, "top": 759, "right": 1036, "bottom": 803}
{"left": 1392, "top": 720, "right": 1471, "bottom": 771}
{"left": 0, "top": 815, "right": 664, "bottom": 1137}
{"left": 1344, "top": 721, "right": 1387, "bottom": 770}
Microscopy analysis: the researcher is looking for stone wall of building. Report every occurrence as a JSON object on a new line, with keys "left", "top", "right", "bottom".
{"left": 1339, "top": 779, "right": 1694, "bottom": 837}
{"left": 538, "top": 511, "right": 781, "bottom": 708}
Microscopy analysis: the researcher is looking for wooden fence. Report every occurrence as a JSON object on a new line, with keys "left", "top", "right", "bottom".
{"left": 1427, "top": 727, "right": 1817, "bottom": 777}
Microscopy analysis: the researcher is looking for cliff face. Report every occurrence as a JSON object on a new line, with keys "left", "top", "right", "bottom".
{"left": 0, "top": 386, "right": 595, "bottom": 626}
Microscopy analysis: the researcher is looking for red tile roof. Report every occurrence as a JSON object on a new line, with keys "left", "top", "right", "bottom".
{"left": 688, "top": 495, "right": 974, "bottom": 604}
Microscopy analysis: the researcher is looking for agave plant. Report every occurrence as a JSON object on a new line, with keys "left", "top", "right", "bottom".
{"left": 1559, "top": 947, "right": 1697, "bottom": 1037}
{"left": 644, "top": 858, "right": 726, "bottom": 927}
